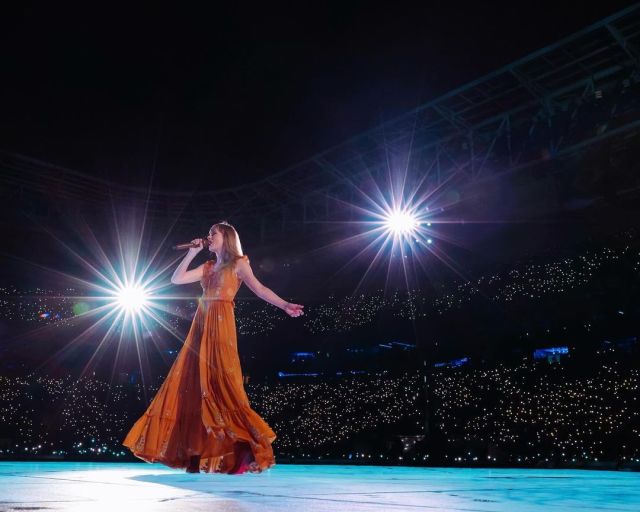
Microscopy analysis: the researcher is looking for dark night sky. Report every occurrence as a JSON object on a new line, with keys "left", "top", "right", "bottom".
{"left": 0, "top": 2, "right": 636, "bottom": 191}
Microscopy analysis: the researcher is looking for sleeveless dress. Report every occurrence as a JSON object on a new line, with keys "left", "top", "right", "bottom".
{"left": 122, "top": 257, "right": 276, "bottom": 474}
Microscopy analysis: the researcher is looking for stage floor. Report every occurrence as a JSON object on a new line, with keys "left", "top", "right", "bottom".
{"left": 0, "top": 461, "right": 638, "bottom": 511}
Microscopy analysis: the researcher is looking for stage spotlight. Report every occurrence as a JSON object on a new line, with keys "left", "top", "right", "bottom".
{"left": 384, "top": 209, "right": 418, "bottom": 236}
{"left": 115, "top": 284, "right": 149, "bottom": 314}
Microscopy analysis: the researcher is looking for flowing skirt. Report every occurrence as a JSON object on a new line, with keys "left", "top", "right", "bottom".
{"left": 122, "top": 299, "right": 276, "bottom": 474}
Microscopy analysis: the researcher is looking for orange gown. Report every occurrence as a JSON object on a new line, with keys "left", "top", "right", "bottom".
{"left": 122, "top": 257, "right": 276, "bottom": 474}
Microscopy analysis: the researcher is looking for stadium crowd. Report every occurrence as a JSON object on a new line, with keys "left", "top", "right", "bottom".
{"left": 0, "top": 350, "right": 637, "bottom": 467}
{"left": 0, "top": 229, "right": 638, "bottom": 468}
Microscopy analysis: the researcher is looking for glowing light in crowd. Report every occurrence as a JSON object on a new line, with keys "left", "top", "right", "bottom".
{"left": 2, "top": 240, "right": 625, "bottom": 335}
{"left": 1, "top": 361, "right": 637, "bottom": 464}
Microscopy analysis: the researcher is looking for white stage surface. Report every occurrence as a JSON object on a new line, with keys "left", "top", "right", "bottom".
{"left": 0, "top": 462, "right": 638, "bottom": 511}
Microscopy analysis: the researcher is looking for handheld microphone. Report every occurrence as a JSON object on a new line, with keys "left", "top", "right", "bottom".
{"left": 172, "top": 238, "right": 210, "bottom": 251}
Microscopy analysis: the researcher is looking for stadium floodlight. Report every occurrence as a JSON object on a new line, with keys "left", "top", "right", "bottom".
{"left": 384, "top": 209, "right": 418, "bottom": 237}
{"left": 115, "top": 284, "right": 149, "bottom": 314}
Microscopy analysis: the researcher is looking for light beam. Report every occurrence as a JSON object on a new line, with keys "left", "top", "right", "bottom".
{"left": 114, "top": 283, "right": 150, "bottom": 314}
{"left": 384, "top": 209, "right": 418, "bottom": 237}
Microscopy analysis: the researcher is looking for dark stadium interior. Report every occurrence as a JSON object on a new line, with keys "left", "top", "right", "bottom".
{"left": 1, "top": 2, "right": 639, "bottom": 475}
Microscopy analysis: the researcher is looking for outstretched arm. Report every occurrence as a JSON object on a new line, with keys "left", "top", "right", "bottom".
{"left": 235, "top": 258, "right": 304, "bottom": 317}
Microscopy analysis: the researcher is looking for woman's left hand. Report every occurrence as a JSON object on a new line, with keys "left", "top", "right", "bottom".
{"left": 283, "top": 302, "right": 304, "bottom": 317}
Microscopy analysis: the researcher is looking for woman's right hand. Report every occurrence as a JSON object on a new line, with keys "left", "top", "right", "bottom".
{"left": 187, "top": 238, "right": 204, "bottom": 256}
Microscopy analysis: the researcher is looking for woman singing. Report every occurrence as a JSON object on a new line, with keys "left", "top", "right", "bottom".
{"left": 122, "top": 221, "right": 303, "bottom": 474}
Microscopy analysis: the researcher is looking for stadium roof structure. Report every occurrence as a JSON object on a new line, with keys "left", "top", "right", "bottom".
{"left": 2, "top": 4, "right": 640, "bottom": 235}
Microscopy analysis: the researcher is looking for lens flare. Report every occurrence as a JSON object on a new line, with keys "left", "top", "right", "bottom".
{"left": 115, "top": 283, "right": 149, "bottom": 313}
{"left": 17, "top": 201, "right": 194, "bottom": 396}
{"left": 384, "top": 209, "right": 419, "bottom": 237}
{"left": 313, "top": 154, "right": 473, "bottom": 294}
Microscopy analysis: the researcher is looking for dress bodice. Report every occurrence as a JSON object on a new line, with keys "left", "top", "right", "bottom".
{"left": 199, "top": 258, "right": 245, "bottom": 302}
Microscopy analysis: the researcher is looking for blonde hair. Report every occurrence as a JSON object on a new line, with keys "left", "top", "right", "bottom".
{"left": 209, "top": 221, "right": 245, "bottom": 269}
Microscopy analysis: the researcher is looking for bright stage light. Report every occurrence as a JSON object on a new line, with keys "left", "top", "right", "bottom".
{"left": 384, "top": 209, "right": 418, "bottom": 236}
{"left": 115, "top": 284, "right": 149, "bottom": 313}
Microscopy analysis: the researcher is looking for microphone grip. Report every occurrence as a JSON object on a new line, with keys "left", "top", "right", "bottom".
{"left": 172, "top": 238, "right": 209, "bottom": 251}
